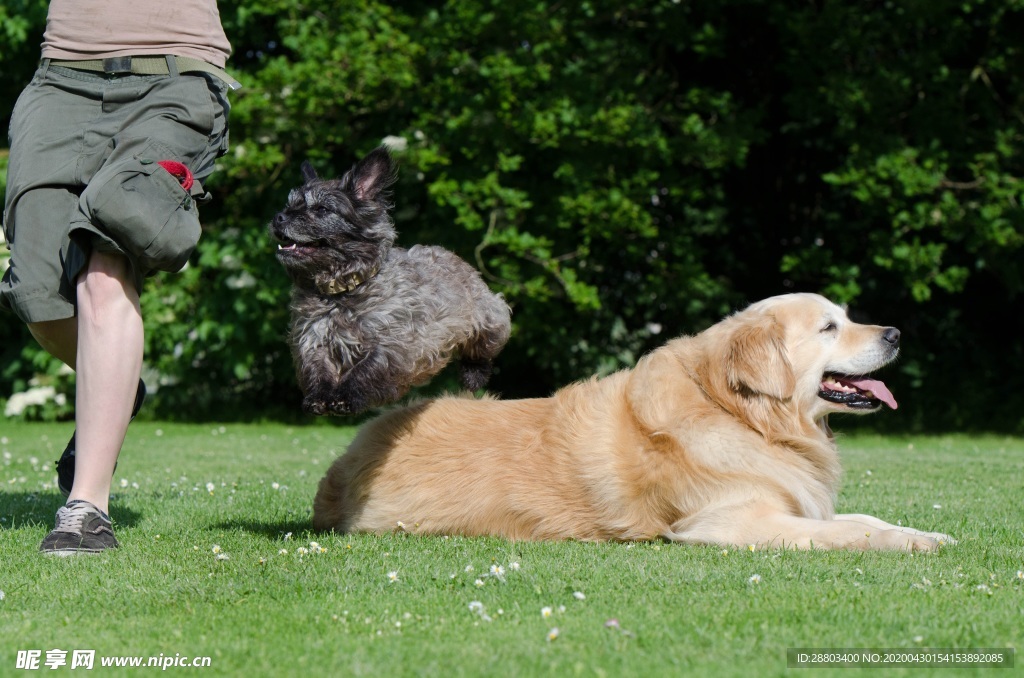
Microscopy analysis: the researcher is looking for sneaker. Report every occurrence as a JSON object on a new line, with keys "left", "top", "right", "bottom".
{"left": 56, "top": 380, "right": 146, "bottom": 497}
{"left": 39, "top": 500, "right": 119, "bottom": 555}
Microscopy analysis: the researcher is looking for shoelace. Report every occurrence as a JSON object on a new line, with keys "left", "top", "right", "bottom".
{"left": 53, "top": 502, "right": 103, "bottom": 534}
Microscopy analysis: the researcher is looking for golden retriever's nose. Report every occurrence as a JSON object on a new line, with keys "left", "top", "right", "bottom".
{"left": 882, "top": 327, "right": 900, "bottom": 347}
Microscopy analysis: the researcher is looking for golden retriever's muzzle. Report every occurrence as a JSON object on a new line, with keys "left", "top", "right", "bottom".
{"left": 818, "top": 326, "right": 900, "bottom": 411}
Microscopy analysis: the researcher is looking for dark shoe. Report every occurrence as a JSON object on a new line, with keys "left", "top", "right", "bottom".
{"left": 39, "top": 500, "right": 119, "bottom": 555}
{"left": 56, "top": 380, "right": 146, "bottom": 497}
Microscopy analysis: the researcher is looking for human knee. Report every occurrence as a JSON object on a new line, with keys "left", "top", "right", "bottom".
{"left": 77, "top": 253, "right": 138, "bottom": 318}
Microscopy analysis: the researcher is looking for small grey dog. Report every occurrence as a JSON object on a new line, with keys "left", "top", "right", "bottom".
{"left": 270, "top": 147, "right": 512, "bottom": 415}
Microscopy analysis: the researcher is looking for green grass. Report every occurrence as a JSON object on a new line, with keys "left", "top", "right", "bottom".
{"left": 1, "top": 423, "right": 1021, "bottom": 676}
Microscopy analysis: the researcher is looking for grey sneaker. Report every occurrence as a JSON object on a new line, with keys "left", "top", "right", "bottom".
{"left": 56, "top": 380, "right": 146, "bottom": 497}
{"left": 39, "top": 500, "right": 119, "bottom": 556}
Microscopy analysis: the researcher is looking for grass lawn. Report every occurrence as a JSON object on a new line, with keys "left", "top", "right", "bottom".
{"left": 0, "top": 421, "right": 1021, "bottom": 676}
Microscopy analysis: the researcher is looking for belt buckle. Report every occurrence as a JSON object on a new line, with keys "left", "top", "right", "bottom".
{"left": 102, "top": 56, "right": 133, "bottom": 74}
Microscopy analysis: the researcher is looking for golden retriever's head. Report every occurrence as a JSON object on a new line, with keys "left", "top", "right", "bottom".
{"left": 732, "top": 293, "right": 900, "bottom": 420}
{"left": 628, "top": 293, "right": 901, "bottom": 440}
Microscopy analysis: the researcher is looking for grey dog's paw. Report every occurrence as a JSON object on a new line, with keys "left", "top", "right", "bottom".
{"left": 302, "top": 396, "right": 351, "bottom": 416}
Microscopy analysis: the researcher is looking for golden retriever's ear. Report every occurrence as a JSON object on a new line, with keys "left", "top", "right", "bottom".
{"left": 726, "top": 317, "right": 795, "bottom": 401}
{"left": 627, "top": 341, "right": 693, "bottom": 433}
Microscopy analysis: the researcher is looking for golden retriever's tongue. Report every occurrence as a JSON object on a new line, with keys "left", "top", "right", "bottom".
{"left": 846, "top": 377, "right": 898, "bottom": 410}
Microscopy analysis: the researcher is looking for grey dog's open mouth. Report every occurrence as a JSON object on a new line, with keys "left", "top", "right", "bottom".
{"left": 818, "top": 373, "right": 898, "bottom": 410}
{"left": 276, "top": 239, "right": 320, "bottom": 256}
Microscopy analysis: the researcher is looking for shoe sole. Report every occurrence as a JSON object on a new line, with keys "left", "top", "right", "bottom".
{"left": 40, "top": 547, "right": 110, "bottom": 557}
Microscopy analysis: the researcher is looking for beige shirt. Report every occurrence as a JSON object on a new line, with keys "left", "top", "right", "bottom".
{"left": 41, "top": 0, "right": 231, "bottom": 67}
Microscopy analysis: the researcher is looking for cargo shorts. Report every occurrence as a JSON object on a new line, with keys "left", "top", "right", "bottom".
{"left": 0, "top": 61, "right": 231, "bottom": 324}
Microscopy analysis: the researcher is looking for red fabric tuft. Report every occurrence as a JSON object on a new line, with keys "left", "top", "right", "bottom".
{"left": 156, "top": 160, "right": 194, "bottom": 191}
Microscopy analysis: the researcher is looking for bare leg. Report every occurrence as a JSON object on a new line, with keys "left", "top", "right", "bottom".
{"left": 27, "top": 317, "right": 78, "bottom": 368}
{"left": 66, "top": 251, "right": 143, "bottom": 514}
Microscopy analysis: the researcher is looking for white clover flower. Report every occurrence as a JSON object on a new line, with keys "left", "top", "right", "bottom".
{"left": 468, "top": 600, "right": 491, "bottom": 622}
{"left": 464, "top": 564, "right": 474, "bottom": 573}
{"left": 0, "top": 591, "right": 5, "bottom": 601}
{"left": 541, "top": 606, "right": 553, "bottom": 619}
{"left": 120, "top": 479, "right": 129, "bottom": 488}
{"left": 509, "top": 561, "right": 521, "bottom": 571}
{"left": 206, "top": 482, "right": 215, "bottom": 493}
{"left": 573, "top": 591, "right": 586, "bottom": 601}
{"left": 474, "top": 579, "right": 485, "bottom": 588}
{"left": 749, "top": 574, "right": 762, "bottom": 584}
{"left": 283, "top": 532, "right": 293, "bottom": 541}
{"left": 216, "top": 553, "right": 230, "bottom": 561}
{"left": 279, "top": 549, "right": 288, "bottom": 555}
{"left": 388, "top": 571, "right": 400, "bottom": 583}
{"left": 271, "top": 482, "right": 280, "bottom": 490}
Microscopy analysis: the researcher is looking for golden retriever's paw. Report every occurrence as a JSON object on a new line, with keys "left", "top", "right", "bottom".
{"left": 925, "top": 532, "right": 958, "bottom": 546}
{"left": 905, "top": 534, "right": 941, "bottom": 552}
{"left": 874, "top": 530, "right": 941, "bottom": 552}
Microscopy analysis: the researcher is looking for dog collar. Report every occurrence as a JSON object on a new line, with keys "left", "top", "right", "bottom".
{"left": 316, "top": 265, "right": 380, "bottom": 296}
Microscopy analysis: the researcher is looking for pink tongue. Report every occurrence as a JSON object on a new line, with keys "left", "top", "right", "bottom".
{"left": 845, "top": 377, "right": 898, "bottom": 410}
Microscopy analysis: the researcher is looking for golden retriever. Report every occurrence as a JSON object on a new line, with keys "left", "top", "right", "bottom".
{"left": 313, "top": 293, "right": 955, "bottom": 551}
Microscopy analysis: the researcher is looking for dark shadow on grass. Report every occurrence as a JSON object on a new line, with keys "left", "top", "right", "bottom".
{"left": 0, "top": 491, "right": 142, "bottom": 530}
{"left": 213, "top": 519, "right": 313, "bottom": 541}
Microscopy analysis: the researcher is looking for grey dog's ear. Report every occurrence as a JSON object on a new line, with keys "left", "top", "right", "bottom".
{"left": 725, "top": 316, "right": 795, "bottom": 401}
{"left": 342, "top": 146, "right": 399, "bottom": 202}
{"left": 301, "top": 161, "right": 319, "bottom": 183}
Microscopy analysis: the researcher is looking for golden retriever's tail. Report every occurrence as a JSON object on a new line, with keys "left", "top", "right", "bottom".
{"left": 311, "top": 466, "right": 348, "bottom": 532}
{"left": 311, "top": 401, "right": 433, "bottom": 532}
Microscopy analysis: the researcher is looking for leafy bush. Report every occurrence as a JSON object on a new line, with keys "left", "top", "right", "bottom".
{"left": 2, "top": 0, "right": 1022, "bottom": 430}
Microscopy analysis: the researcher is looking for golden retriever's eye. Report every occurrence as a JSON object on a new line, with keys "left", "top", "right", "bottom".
{"left": 821, "top": 322, "right": 838, "bottom": 333}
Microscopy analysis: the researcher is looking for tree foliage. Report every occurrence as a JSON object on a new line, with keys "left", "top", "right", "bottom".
{"left": 2, "top": 0, "right": 1022, "bottom": 430}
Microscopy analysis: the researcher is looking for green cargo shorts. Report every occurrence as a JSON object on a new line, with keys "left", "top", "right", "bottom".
{"left": 0, "top": 61, "right": 230, "bottom": 323}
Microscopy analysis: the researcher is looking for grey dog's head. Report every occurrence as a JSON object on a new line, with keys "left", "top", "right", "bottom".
{"left": 271, "top": 147, "right": 398, "bottom": 290}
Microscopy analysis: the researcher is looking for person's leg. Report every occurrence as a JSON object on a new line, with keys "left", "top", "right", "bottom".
{"left": 27, "top": 318, "right": 78, "bottom": 368}
{"left": 65, "top": 250, "right": 143, "bottom": 515}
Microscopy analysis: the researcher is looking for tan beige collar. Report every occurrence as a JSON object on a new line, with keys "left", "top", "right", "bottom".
{"left": 316, "top": 265, "right": 380, "bottom": 296}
